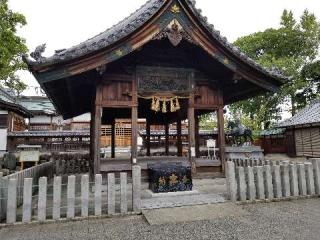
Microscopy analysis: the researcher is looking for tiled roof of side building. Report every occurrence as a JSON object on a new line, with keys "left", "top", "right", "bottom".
{"left": 18, "top": 96, "right": 56, "bottom": 115}
{"left": 25, "top": 0, "right": 284, "bottom": 81}
{"left": 278, "top": 99, "right": 320, "bottom": 127}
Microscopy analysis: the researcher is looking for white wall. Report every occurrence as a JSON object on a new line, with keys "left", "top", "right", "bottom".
{"left": 0, "top": 128, "right": 8, "bottom": 151}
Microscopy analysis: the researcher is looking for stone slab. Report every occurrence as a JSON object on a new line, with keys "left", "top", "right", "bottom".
{"left": 145, "top": 189, "right": 199, "bottom": 198}
{"left": 142, "top": 203, "right": 247, "bottom": 225}
{"left": 141, "top": 193, "right": 225, "bottom": 210}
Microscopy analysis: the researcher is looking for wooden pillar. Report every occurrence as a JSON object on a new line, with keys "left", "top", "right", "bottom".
{"left": 217, "top": 107, "right": 226, "bottom": 173}
{"left": 91, "top": 84, "right": 102, "bottom": 176}
{"left": 91, "top": 105, "right": 102, "bottom": 175}
{"left": 111, "top": 120, "right": 116, "bottom": 158}
{"left": 177, "top": 120, "right": 182, "bottom": 157}
{"left": 146, "top": 120, "right": 151, "bottom": 156}
{"left": 195, "top": 115, "right": 200, "bottom": 158}
{"left": 131, "top": 72, "right": 138, "bottom": 164}
{"left": 188, "top": 94, "right": 197, "bottom": 174}
{"left": 131, "top": 107, "right": 138, "bottom": 163}
{"left": 165, "top": 123, "right": 169, "bottom": 156}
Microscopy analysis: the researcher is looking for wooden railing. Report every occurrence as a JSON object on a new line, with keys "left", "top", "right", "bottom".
{"left": 7, "top": 131, "right": 90, "bottom": 152}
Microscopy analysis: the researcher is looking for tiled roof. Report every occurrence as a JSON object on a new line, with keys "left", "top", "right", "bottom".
{"left": 260, "top": 128, "right": 286, "bottom": 136}
{"left": 0, "top": 88, "right": 16, "bottom": 104}
{"left": 18, "top": 96, "right": 56, "bottom": 115}
{"left": 0, "top": 88, "right": 33, "bottom": 117}
{"left": 25, "top": 0, "right": 283, "bottom": 80}
{"left": 278, "top": 99, "right": 320, "bottom": 127}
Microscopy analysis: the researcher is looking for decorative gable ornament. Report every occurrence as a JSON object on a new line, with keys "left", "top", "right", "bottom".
{"left": 153, "top": 19, "right": 196, "bottom": 47}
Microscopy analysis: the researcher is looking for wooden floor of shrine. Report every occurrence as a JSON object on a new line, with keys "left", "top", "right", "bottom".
{"left": 100, "top": 156, "right": 223, "bottom": 179}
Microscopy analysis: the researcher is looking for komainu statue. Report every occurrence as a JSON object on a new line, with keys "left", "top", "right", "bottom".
{"left": 227, "top": 119, "right": 253, "bottom": 146}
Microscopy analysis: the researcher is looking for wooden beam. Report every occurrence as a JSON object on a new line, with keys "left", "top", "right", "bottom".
{"left": 165, "top": 123, "right": 169, "bottom": 156}
{"left": 217, "top": 107, "right": 226, "bottom": 174}
{"left": 188, "top": 94, "right": 197, "bottom": 174}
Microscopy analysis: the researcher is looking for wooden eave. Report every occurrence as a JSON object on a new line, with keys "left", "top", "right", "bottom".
{"left": 27, "top": 0, "right": 283, "bottom": 93}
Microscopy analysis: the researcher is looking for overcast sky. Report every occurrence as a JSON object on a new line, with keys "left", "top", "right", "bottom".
{"left": 9, "top": 0, "right": 320, "bottom": 96}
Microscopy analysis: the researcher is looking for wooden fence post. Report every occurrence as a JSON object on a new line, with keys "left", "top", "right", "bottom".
{"left": 246, "top": 166, "right": 256, "bottom": 200}
{"left": 38, "top": 177, "right": 47, "bottom": 221}
{"left": 67, "top": 175, "right": 76, "bottom": 219}
{"left": 120, "top": 172, "right": 128, "bottom": 214}
{"left": 132, "top": 165, "right": 141, "bottom": 212}
{"left": 107, "top": 173, "right": 115, "bottom": 214}
{"left": 311, "top": 159, "right": 320, "bottom": 195}
{"left": 7, "top": 178, "right": 17, "bottom": 224}
{"left": 264, "top": 164, "right": 274, "bottom": 199}
{"left": 94, "top": 174, "right": 102, "bottom": 216}
{"left": 297, "top": 164, "right": 307, "bottom": 196}
{"left": 226, "top": 161, "right": 237, "bottom": 201}
{"left": 81, "top": 175, "right": 89, "bottom": 217}
{"left": 305, "top": 162, "right": 315, "bottom": 195}
{"left": 53, "top": 176, "right": 62, "bottom": 220}
{"left": 289, "top": 164, "right": 299, "bottom": 197}
{"left": 22, "top": 178, "right": 33, "bottom": 223}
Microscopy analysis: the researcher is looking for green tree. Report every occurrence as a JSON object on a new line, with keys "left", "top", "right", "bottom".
{"left": 230, "top": 10, "right": 320, "bottom": 130}
{"left": 0, "top": 0, "right": 28, "bottom": 94}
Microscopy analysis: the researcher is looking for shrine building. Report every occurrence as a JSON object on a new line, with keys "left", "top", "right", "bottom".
{"left": 24, "top": 0, "right": 284, "bottom": 176}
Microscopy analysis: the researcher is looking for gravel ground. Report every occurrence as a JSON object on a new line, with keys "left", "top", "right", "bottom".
{"left": 1, "top": 198, "right": 320, "bottom": 240}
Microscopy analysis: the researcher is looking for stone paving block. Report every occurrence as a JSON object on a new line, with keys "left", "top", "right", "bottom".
{"left": 246, "top": 166, "right": 256, "bottom": 200}
{"left": 94, "top": 174, "right": 102, "bottom": 216}
{"left": 81, "top": 175, "right": 89, "bottom": 217}
{"left": 108, "top": 173, "right": 115, "bottom": 214}
{"left": 67, "top": 175, "right": 76, "bottom": 219}
{"left": 22, "top": 178, "right": 33, "bottom": 223}
{"left": 281, "top": 162, "right": 290, "bottom": 197}
{"left": 237, "top": 167, "right": 246, "bottom": 201}
{"left": 311, "top": 159, "right": 320, "bottom": 195}
{"left": 254, "top": 166, "right": 265, "bottom": 199}
{"left": 305, "top": 163, "right": 315, "bottom": 195}
{"left": 38, "top": 177, "right": 47, "bottom": 221}
{"left": 53, "top": 176, "right": 61, "bottom": 220}
{"left": 6, "top": 178, "right": 17, "bottom": 224}
{"left": 272, "top": 165, "right": 282, "bottom": 198}
{"left": 289, "top": 164, "right": 299, "bottom": 197}
{"left": 226, "top": 161, "right": 237, "bottom": 201}
{"left": 120, "top": 172, "right": 128, "bottom": 214}
{"left": 264, "top": 165, "right": 274, "bottom": 199}
{"left": 298, "top": 164, "right": 307, "bottom": 196}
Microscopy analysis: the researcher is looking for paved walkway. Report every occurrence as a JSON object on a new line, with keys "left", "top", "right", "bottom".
{"left": 141, "top": 178, "right": 227, "bottom": 209}
{"left": 1, "top": 199, "right": 320, "bottom": 240}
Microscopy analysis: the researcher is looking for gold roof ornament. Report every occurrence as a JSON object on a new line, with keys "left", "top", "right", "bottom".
{"left": 171, "top": 4, "right": 180, "bottom": 14}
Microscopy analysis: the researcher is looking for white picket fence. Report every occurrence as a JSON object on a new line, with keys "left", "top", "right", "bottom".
{"left": 0, "top": 161, "right": 55, "bottom": 221}
{"left": 226, "top": 158, "right": 320, "bottom": 202}
{"left": 0, "top": 165, "right": 141, "bottom": 224}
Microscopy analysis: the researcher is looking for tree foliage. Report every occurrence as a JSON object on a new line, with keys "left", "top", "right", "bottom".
{"left": 230, "top": 10, "right": 320, "bottom": 130}
{"left": 0, "top": 0, "right": 28, "bottom": 93}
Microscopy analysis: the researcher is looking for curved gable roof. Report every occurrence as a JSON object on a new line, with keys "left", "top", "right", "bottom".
{"left": 25, "top": 0, "right": 284, "bottom": 83}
